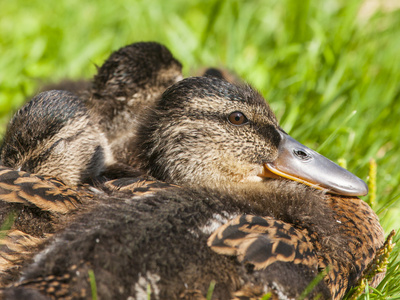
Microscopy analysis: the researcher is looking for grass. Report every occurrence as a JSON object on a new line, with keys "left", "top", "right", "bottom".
{"left": 88, "top": 269, "right": 98, "bottom": 300}
{"left": 0, "top": 212, "right": 15, "bottom": 240}
{"left": 1, "top": 0, "right": 400, "bottom": 298}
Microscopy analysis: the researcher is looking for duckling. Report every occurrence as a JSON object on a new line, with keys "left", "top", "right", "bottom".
{"left": 0, "top": 89, "right": 142, "bottom": 285}
{"left": 0, "top": 47, "right": 185, "bottom": 283}
{"left": 0, "top": 42, "right": 183, "bottom": 286}
{"left": 1, "top": 42, "right": 182, "bottom": 186}
{"left": 87, "top": 41, "right": 183, "bottom": 164}
{"left": 0, "top": 89, "right": 114, "bottom": 187}
{"left": 0, "top": 89, "right": 113, "bottom": 286}
{"left": 1, "top": 76, "right": 384, "bottom": 300}
{"left": 30, "top": 42, "right": 182, "bottom": 166}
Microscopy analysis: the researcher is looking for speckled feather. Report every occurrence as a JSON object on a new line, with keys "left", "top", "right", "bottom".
{"left": 2, "top": 182, "right": 333, "bottom": 299}
{"left": 0, "top": 90, "right": 113, "bottom": 187}
{"left": 0, "top": 167, "right": 82, "bottom": 213}
{"left": 0, "top": 43, "right": 184, "bottom": 289}
{"left": 0, "top": 166, "right": 172, "bottom": 288}
{"left": 208, "top": 195, "right": 384, "bottom": 299}
{"left": 208, "top": 215, "right": 318, "bottom": 269}
{"left": 0, "top": 165, "right": 89, "bottom": 287}
{"left": 87, "top": 42, "right": 183, "bottom": 164}
{"left": 0, "top": 57, "right": 385, "bottom": 299}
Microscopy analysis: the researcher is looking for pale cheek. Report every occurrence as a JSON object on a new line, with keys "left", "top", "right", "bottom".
{"left": 240, "top": 175, "right": 263, "bottom": 183}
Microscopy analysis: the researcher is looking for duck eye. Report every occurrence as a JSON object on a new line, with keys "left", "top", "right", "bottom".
{"left": 228, "top": 111, "right": 248, "bottom": 126}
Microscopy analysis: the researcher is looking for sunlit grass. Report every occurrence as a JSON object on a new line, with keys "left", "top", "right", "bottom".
{"left": 1, "top": 0, "right": 400, "bottom": 297}
{"left": 88, "top": 269, "right": 98, "bottom": 300}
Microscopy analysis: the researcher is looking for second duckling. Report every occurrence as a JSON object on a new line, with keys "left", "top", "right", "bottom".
{"left": 87, "top": 41, "right": 183, "bottom": 164}
{"left": 0, "top": 90, "right": 113, "bottom": 186}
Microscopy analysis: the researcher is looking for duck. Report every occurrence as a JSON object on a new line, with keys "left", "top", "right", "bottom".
{"left": 0, "top": 89, "right": 114, "bottom": 187}
{"left": 86, "top": 41, "right": 183, "bottom": 164}
{"left": 33, "top": 42, "right": 183, "bottom": 166}
{"left": 0, "top": 75, "right": 384, "bottom": 299}
{"left": 0, "top": 42, "right": 183, "bottom": 287}
{"left": 0, "top": 89, "right": 110, "bottom": 286}
{"left": 0, "top": 41, "right": 185, "bottom": 212}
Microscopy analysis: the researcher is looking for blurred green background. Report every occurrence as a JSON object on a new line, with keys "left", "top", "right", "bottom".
{"left": 1, "top": 0, "right": 400, "bottom": 297}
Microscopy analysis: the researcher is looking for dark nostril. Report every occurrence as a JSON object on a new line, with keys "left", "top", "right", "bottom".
{"left": 293, "top": 149, "right": 311, "bottom": 161}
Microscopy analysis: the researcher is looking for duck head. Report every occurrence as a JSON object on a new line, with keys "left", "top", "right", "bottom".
{"left": 135, "top": 76, "right": 368, "bottom": 196}
{"left": 88, "top": 42, "right": 183, "bottom": 162}
{"left": 0, "top": 90, "right": 114, "bottom": 186}
{"left": 91, "top": 42, "right": 182, "bottom": 104}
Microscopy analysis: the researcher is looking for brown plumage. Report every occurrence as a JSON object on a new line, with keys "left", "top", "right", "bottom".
{"left": 208, "top": 195, "right": 385, "bottom": 299}
{"left": 87, "top": 42, "right": 183, "bottom": 164}
{"left": 0, "top": 166, "right": 87, "bottom": 286}
{"left": 0, "top": 91, "right": 107, "bottom": 285}
{"left": 0, "top": 165, "right": 167, "bottom": 287}
{"left": 0, "top": 89, "right": 134, "bottom": 286}
{"left": 0, "top": 42, "right": 184, "bottom": 287}
{"left": 0, "top": 75, "right": 385, "bottom": 299}
{"left": 0, "top": 90, "right": 114, "bottom": 187}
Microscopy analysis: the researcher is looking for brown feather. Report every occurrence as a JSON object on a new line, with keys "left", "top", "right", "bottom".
{"left": 0, "top": 47, "right": 385, "bottom": 299}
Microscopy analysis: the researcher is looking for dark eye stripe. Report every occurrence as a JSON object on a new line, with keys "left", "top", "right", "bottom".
{"left": 228, "top": 111, "right": 249, "bottom": 126}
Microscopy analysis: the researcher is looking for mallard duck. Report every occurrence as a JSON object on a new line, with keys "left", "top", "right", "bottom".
{"left": 0, "top": 42, "right": 183, "bottom": 287}
{"left": 0, "top": 89, "right": 109, "bottom": 286}
{"left": 87, "top": 41, "right": 183, "bottom": 164}
{"left": 0, "top": 76, "right": 384, "bottom": 299}
{"left": 0, "top": 88, "right": 143, "bottom": 286}
{"left": 0, "top": 89, "right": 114, "bottom": 186}
{"left": 33, "top": 42, "right": 183, "bottom": 166}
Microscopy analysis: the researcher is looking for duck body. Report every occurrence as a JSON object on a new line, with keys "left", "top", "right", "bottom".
{"left": 2, "top": 181, "right": 382, "bottom": 299}
{"left": 0, "top": 76, "right": 384, "bottom": 299}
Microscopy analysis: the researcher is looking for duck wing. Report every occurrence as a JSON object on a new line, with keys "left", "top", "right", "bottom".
{"left": 207, "top": 214, "right": 331, "bottom": 298}
{"left": 208, "top": 214, "right": 317, "bottom": 270}
{"left": 0, "top": 166, "right": 85, "bottom": 286}
{"left": 0, "top": 166, "right": 82, "bottom": 214}
{"left": 104, "top": 176, "right": 177, "bottom": 195}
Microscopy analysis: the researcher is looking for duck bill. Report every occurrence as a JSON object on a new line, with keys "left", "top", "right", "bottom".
{"left": 260, "top": 131, "right": 368, "bottom": 196}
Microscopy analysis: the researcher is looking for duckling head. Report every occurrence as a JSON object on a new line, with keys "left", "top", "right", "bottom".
{"left": 89, "top": 42, "right": 182, "bottom": 132}
{"left": 88, "top": 42, "right": 183, "bottom": 162}
{"left": 92, "top": 42, "right": 182, "bottom": 103}
{"left": 0, "top": 90, "right": 113, "bottom": 186}
{"left": 134, "top": 76, "right": 368, "bottom": 196}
